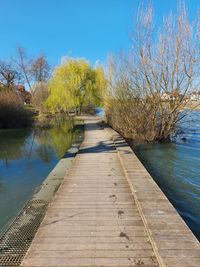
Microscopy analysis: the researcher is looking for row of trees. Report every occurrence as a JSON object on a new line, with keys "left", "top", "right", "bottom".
{"left": 0, "top": 47, "right": 106, "bottom": 114}
{"left": 105, "top": 2, "right": 200, "bottom": 142}
{"left": 0, "top": 45, "right": 107, "bottom": 127}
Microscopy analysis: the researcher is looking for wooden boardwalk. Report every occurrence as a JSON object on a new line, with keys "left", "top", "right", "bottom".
{"left": 21, "top": 116, "right": 200, "bottom": 267}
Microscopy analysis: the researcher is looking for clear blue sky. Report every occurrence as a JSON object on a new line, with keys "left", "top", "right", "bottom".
{"left": 0, "top": 0, "right": 199, "bottom": 66}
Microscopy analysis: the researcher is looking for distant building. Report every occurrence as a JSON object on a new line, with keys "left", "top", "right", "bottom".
{"left": 190, "top": 91, "right": 200, "bottom": 101}
{"left": 161, "top": 91, "right": 184, "bottom": 101}
{"left": 15, "top": 85, "right": 32, "bottom": 104}
{"left": 161, "top": 92, "right": 171, "bottom": 100}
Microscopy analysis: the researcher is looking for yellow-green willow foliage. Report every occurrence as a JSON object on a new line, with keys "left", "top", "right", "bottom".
{"left": 45, "top": 59, "right": 106, "bottom": 113}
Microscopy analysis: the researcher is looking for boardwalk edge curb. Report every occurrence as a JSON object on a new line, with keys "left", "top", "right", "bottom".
{"left": 106, "top": 126, "right": 200, "bottom": 267}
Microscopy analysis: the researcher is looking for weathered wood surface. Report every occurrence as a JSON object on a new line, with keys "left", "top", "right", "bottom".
{"left": 21, "top": 116, "right": 200, "bottom": 267}
{"left": 108, "top": 128, "right": 200, "bottom": 267}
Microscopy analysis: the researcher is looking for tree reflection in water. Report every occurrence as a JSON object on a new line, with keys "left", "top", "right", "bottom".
{"left": 0, "top": 116, "right": 79, "bottom": 234}
{"left": 0, "top": 129, "right": 30, "bottom": 164}
{"left": 0, "top": 116, "right": 77, "bottom": 164}
{"left": 34, "top": 117, "right": 76, "bottom": 161}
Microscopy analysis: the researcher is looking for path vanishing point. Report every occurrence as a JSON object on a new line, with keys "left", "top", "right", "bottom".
{"left": 21, "top": 116, "right": 200, "bottom": 267}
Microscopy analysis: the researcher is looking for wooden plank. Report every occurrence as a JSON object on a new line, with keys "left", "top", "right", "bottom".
{"left": 21, "top": 116, "right": 158, "bottom": 267}
{"left": 109, "top": 127, "right": 200, "bottom": 267}
{"left": 22, "top": 116, "right": 200, "bottom": 267}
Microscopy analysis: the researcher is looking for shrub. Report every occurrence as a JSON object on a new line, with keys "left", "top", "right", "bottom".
{"left": 105, "top": 3, "right": 200, "bottom": 143}
{"left": 0, "top": 90, "right": 33, "bottom": 128}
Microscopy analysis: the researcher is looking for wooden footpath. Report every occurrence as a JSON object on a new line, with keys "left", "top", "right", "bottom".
{"left": 21, "top": 116, "right": 200, "bottom": 267}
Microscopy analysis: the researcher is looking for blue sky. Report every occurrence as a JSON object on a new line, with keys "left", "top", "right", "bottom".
{"left": 0, "top": 0, "right": 199, "bottom": 66}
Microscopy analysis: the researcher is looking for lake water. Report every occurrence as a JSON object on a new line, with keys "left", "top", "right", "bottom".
{"left": 133, "top": 110, "right": 200, "bottom": 241}
{"left": 1, "top": 111, "right": 200, "bottom": 242}
{"left": 0, "top": 117, "right": 78, "bottom": 235}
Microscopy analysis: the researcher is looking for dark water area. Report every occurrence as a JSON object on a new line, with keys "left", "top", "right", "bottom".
{"left": 132, "top": 110, "right": 200, "bottom": 241}
{"left": 0, "top": 117, "right": 79, "bottom": 235}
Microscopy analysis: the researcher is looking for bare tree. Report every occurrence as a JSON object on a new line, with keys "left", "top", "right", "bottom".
{"left": 13, "top": 46, "right": 32, "bottom": 90}
{"left": 13, "top": 46, "right": 50, "bottom": 88}
{"left": 30, "top": 55, "right": 50, "bottom": 83}
{"left": 12, "top": 47, "right": 51, "bottom": 110}
{"left": 106, "top": 2, "right": 200, "bottom": 142}
{"left": 31, "top": 81, "right": 49, "bottom": 113}
{"left": 0, "top": 61, "right": 20, "bottom": 90}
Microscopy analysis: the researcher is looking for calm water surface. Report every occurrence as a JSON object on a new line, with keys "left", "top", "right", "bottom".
{"left": 0, "top": 117, "right": 78, "bottom": 235}
{"left": 133, "top": 110, "right": 200, "bottom": 241}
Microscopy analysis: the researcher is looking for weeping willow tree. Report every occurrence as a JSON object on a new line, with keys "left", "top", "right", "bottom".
{"left": 45, "top": 58, "right": 106, "bottom": 114}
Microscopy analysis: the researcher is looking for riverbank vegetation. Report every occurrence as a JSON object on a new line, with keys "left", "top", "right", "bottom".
{"left": 0, "top": 46, "right": 106, "bottom": 129}
{"left": 0, "top": 48, "right": 51, "bottom": 129}
{"left": 105, "top": 2, "right": 200, "bottom": 143}
{"left": 1, "top": 1, "right": 198, "bottom": 145}
{"left": 0, "top": 90, "right": 33, "bottom": 128}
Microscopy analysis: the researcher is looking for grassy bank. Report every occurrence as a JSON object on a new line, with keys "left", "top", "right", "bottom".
{"left": 182, "top": 101, "right": 200, "bottom": 110}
